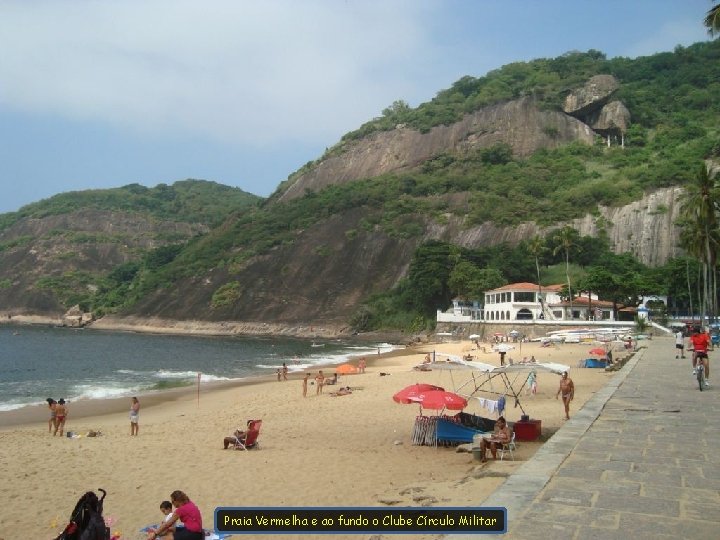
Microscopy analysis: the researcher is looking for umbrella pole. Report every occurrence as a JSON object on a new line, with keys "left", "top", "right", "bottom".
{"left": 501, "top": 373, "right": 526, "bottom": 416}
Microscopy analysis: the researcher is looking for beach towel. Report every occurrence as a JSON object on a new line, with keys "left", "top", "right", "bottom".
{"left": 140, "top": 525, "right": 230, "bottom": 539}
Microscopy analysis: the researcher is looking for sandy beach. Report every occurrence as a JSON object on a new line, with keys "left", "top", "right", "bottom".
{"left": 0, "top": 337, "right": 626, "bottom": 539}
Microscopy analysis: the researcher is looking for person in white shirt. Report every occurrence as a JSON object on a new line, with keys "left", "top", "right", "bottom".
{"left": 675, "top": 330, "right": 686, "bottom": 359}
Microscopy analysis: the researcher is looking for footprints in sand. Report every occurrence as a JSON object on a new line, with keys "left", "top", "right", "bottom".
{"left": 378, "top": 465, "right": 514, "bottom": 508}
{"left": 377, "top": 486, "right": 440, "bottom": 507}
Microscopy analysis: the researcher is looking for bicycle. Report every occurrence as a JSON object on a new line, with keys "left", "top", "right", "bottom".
{"left": 697, "top": 358, "right": 705, "bottom": 391}
{"left": 693, "top": 350, "right": 709, "bottom": 391}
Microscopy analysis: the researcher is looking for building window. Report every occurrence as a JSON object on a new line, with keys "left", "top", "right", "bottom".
{"left": 515, "top": 292, "right": 534, "bottom": 302}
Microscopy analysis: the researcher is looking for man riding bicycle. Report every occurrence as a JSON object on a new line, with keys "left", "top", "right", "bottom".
{"left": 690, "top": 326, "right": 711, "bottom": 387}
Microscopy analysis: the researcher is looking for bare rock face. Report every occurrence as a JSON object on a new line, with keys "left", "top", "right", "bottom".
{"left": 277, "top": 97, "right": 595, "bottom": 203}
{"left": 438, "top": 187, "right": 682, "bottom": 268}
{"left": 568, "top": 187, "right": 683, "bottom": 267}
{"left": 587, "top": 100, "right": 631, "bottom": 135}
{"left": 563, "top": 74, "right": 620, "bottom": 117}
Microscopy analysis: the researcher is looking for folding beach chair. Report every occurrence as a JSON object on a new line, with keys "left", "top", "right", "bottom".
{"left": 497, "top": 431, "right": 516, "bottom": 461}
{"left": 232, "top": 419, "right": 262, "bottom": 450}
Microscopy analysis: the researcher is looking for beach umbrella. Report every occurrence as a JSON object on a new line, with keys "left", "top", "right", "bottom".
{"left": 493, "top": 344, "right": 515, "bottom": 353}
{"left": 509, "top": 330, "right": 519, "bottom": 336}
{"left": 336, "top": 363, "right": 357, "bottom": 374}
{"left": 588, "top": 347, "right": 607, "bottom": 356}
{"left": 409, "top": 390, "right": 467, "bottom": 411}
{"left": 468, "top": 334, "right": 481, "bottom": 340}
{"left": 393, "top": 383, "right": 444, "bottom": 404}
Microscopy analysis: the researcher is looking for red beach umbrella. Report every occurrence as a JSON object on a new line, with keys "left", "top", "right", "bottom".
{"left": 588, "top": 347, "right": 607, "bottom": 356}
{"left": 336, "top": 363, "right": 357, "bottom": 374}
{"left": 392, "top": 383, "right": 444, "bottom": 404}
{"left": 410, "top": 390, "right": 467, "bottom": 411}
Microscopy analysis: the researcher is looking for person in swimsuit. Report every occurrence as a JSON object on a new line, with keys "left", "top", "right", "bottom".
{"left": 556, "top": 371, "right": 574, "bottom": 420}
{"left": 54, "top": 398, "right": 67, "bottom": 436}
{"left": 130, "top": 397, "right": 140, "bottom": 436}
{"left": 46, "top": 398, "right": 57, "bottom": 434}
{"left": 315, "top": 371, "right": 325, "bottom": 395}
{"left": 478, "top": 416, "right": 511, "bottom": 462}
{"left": 302, "top": 373, "right": 310, "bottom": 397}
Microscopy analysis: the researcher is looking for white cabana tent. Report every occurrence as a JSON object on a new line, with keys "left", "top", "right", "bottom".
{"left": 415, "top": 355, "right": 570, "bottom": 416}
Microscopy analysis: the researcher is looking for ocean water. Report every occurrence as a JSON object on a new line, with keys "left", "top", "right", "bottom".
{"left": 0, "top": 325, "right": 392, "bottom": 411}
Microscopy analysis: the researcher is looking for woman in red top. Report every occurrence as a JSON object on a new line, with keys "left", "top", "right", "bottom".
{"left": 690, "top": 326, "right": 711, "bottom": 385}
{"left": 149, "top": 490, "right": 203, "bottom": 540}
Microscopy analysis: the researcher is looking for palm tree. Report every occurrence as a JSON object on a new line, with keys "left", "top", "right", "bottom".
{"left": 679, "top": 164, "right": 720, "bottom": 324}
{"left": 527, "top": 235, "right": 547, "bottom": 317}
{"left": 553, "top": 226, "right": 578, "bottom": 320}
{"left": 705, "top": 3, "right": 720, "bottom": 36}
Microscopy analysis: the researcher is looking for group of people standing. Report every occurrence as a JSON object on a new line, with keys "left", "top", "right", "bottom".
{"left": 45, "top": 398, "right": 68, "bottom": 436}
{"left": 46, "top": 396, "right": 141, "bottom": 436}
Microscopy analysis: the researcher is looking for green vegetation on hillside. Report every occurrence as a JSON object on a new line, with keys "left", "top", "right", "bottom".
{"left": 351, "top": 235, "right": 697, "bottom": 333}
{"left": 337, "top": 41, "right": 720, "bottom": 146}
{"left": 0, "top": 179, "right": 261, "bottom": 232}
{"left": 10, "top": 41, "right": 720, "bottom": 329}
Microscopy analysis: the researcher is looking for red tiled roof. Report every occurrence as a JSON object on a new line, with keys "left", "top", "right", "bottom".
{"left": 487, "top": 282, "right": 564, "bottom": 293}
{"left": 551, "top": 297, "right": 616, "bottom": 308}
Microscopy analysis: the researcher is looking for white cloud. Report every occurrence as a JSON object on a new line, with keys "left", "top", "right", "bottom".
{"left": 621, "top": 19, "right": 711, "bottom": 59}
{"left": 0, "top": 0, "right": 436, "bottom": 146}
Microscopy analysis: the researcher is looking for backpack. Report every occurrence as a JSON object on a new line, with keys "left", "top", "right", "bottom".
{"left": 54, "top": 488, "right": 110, "bottom": 540}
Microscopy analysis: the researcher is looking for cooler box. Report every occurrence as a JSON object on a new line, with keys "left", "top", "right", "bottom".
{"left": 513, "top": 419, "right": 541, "bottom": 442}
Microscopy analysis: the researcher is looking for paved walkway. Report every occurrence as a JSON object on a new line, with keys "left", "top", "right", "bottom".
{"left": 449, "top": 337, "right": 720, "bottom": 539}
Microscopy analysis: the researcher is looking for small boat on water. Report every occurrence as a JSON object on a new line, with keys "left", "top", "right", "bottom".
{"left": 311, "top": 341, "right": 325, "bottom": 348}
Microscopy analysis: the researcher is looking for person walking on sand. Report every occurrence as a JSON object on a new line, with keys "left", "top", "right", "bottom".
{"left": 130, "top": 396, "right": 140, "bottom": 436}
{"left": 53, "top": 398, "right": 68, "bottom": 436}
{"left": 358, "top": 357, "right": 366, "bottom": 373}
{"left": 315, "top": 370, "right": 325, "bottom": 395}
{"left": 526, "top": 370, "right": 537, "bottom": 396}
{"left": 675, "top": 329, "right": 686, "bottom": 359}
{"left": 556, "top": 371, "right": 574, "bottom": 420}
{"left": 282, "top": 362, "right": 288, "bottom": 381}
{"left": 46, "top": 398, "right": 57, "bottom": 434}
{"left": 302, "top": 373, "right": 310, "bottom": 397}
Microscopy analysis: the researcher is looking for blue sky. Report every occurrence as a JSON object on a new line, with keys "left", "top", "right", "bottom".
{"left": 0, "top": 0, "right": 714, "bottom": 213}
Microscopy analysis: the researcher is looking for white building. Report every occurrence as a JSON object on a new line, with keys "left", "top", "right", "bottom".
{"left": 437, "top": 282, "right": 617, "bottom": 323}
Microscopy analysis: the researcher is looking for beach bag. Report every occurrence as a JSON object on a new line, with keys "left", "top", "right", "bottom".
{"left": 54, "top": 489, "right": 110, "bottom": 540}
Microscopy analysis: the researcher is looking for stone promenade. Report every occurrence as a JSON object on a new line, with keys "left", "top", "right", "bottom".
{"left": 449, "top": 336, "right": 720, "bottom": 539}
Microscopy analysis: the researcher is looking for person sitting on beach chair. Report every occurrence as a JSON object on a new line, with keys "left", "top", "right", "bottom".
{"left": 478, "top": 416, "right": 511, "bottom": 462}
{"left": 223, "top": 420, "right": 257, "bottom": 449}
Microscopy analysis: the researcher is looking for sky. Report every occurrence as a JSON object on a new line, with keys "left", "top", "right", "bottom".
{"left": 0, "top": 0, "right": 715, "bottom": 213}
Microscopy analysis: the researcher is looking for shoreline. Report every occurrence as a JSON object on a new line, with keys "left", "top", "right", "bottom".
{"left": 0, "top": 336, "right": 627, "bottom": 538}
{"left": 1, "top": 313, "right": 416, "bottom": 343}
{"left": 0, "top": 345, "right": 415, "bottom": 429}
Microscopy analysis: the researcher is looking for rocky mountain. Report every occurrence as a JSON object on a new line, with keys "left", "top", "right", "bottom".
{"left": 276, "top": 96, "right": 595, "bottom": 203}
{"left": 2, "top": 42, "right": 719, "bottom": 334}
{"left": 0, "top": 180, "right": 259, "bottom": 321}
{"left": 93, "top": 185, "right": 682, "bottom": 336}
